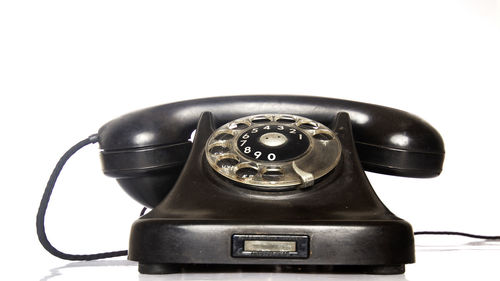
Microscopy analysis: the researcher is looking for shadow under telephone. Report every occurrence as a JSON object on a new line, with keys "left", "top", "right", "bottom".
{"left": 37, "top": 95, "right": 447, "bottom": 275}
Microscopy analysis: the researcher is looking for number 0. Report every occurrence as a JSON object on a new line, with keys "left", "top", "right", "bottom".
{"left": 267, "top": 153, "right": 276, "bottom": 161}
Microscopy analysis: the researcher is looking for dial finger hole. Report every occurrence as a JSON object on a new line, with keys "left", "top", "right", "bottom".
{"left": 228, "top": 122, "right": 249, "bottom": 130}
{"left": 216, "top": 157, "right": 239, "bottom": 168}
{"left": 214, "top": 133, "right": 234, "bottom": 141}
{"left": 251, "top": 116, "right": 272, "bottom": 123}
{"left": 298, "top": 121, "right": 319, "bottom": 130}
{"left": 313, "top": 132, "right": 334, "bottom": 141}
{"left": 276, "top": 116, "right": 296, "bottom": 123}
{"left": 262, "top": 168, "right": 284, "bottom": 181}
{"left": 209, "top": 145, "right": 230, "bottom": 155}
{"left": 236, "top": 166, "right": 259, "bottom": 179}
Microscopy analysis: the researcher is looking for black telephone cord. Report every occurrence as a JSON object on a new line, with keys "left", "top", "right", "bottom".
{"left": 36, "top": 134, "right": 128, "bottom": 260}
{"left": 36, "top": 136, "right": 499, "bottom": 261}
{"left": 414, "top": 231, "right": 500, "bottom": 240}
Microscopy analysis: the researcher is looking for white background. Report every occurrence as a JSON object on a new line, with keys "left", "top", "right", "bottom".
{"left": 1, "top": 1, "right": 499, "bottom": 280}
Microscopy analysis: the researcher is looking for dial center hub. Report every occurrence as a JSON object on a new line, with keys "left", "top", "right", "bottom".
{"left": 259, "top": 132, "right": 288, "bottom": 147}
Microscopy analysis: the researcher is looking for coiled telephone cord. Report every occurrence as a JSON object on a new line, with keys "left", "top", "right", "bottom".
{"left": 36, "top": 135, "right": 500, "bottom": 261}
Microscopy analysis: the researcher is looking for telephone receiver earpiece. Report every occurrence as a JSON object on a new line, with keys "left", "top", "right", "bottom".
{"left": 97, "top": 95, "right": 444, "bottom": 208}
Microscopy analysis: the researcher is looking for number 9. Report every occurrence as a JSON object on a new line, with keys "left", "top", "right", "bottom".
{"left": 254, "top": 151, "right": 262, "bottom": 159}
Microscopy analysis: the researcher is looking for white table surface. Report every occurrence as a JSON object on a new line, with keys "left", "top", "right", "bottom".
{"left": 1, "top": 1, "right": 499, "bottom": 281}
{"left": 34, "top": 238, "right": 500, "bottom": 281}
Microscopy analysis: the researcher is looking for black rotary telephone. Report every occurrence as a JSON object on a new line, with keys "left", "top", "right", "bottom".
{"left": 37, "top": 95, "right": 445, "bottom": 274}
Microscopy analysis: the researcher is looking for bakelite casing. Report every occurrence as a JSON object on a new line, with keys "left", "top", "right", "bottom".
{"left": 96, "top": 96, "right": 444, "bottom": 274}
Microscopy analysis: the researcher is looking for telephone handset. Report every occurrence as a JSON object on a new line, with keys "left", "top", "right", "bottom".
{"left": 99, "top": 95, "right": 444, "bottom": 207}
{"left": 38, "top": 95, "right": 444, "bottom": 274}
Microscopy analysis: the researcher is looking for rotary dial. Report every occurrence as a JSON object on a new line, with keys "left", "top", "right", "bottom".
{"left": 205, "top": 114, "right": 342, "bottom": 191}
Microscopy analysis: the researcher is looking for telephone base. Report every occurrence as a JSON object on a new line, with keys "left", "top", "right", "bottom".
{"left": 138, "top": 263, "right": 406, "bottom": 275}
{"left": 129, "top": 220, "right": 414, "bottom": 275}
{"left": 127, "top": 112, "right": 416, "bottom": 275}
